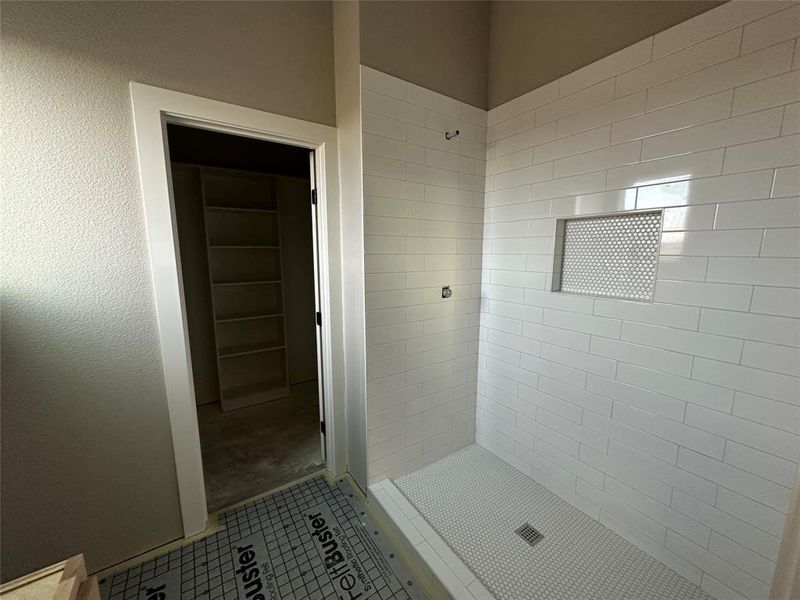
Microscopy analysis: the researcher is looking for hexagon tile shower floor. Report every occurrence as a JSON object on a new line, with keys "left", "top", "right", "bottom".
{"left": 395, "top": 445, "right": 715, "bottom": 600}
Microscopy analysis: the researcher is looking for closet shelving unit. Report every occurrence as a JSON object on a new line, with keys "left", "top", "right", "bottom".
{"left": 179, "top": 163, "right": 290, "bottom": 411}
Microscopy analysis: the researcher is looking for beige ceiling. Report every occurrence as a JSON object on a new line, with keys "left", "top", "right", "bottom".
{"left": 360, "top": 1, "right": 492, "bottom": 108}
{"left": 361, "top": 1, "right": 727, "bottom": 109}
{"left": 488, "top": 1, "right": 726, "bottom": 108}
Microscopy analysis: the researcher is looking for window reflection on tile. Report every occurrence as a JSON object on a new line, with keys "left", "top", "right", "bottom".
{"left": 637, "top": 179, "right": 691, "bottom": 208}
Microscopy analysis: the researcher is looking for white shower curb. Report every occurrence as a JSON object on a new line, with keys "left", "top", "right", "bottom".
{"left": 369, "top": 479, "right": 496, "bottom": 600}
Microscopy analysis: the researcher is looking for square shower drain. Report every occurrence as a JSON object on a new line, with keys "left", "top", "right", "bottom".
{"left": 515, "top": 523, "right": 543, "bottom": 547}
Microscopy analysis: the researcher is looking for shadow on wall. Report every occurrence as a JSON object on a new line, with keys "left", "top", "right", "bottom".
{"left": 0, "top": 0, "right": 338, "bottom": 581}
{"left": 0, "top": 291, "right": 183, "bottom": 580}
{"left": 0, "top": 1, "right": 336, "bottom": 126}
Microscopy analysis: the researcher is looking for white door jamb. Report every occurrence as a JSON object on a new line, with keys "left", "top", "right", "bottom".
{"left": 129, "top": 82, "right": 345, "bottom": 537}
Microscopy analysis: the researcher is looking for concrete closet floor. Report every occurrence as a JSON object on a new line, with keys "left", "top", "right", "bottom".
{"left": 196, "top": 380, "right": 323, "bottom": 512}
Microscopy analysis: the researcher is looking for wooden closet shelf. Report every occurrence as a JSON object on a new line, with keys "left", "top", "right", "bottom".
{"left": 222, "top": 379, "right": 288, "bottom": 402}
{"left": 215, "top": 313, "right": 284, "bottom": 323}
{"left": 209, "top": 245, "right": 280, "bottom": 249}
{"left": 177, "top": 163, "right": 291, "bottom": 410}
{"left": 212, "top": 280, "right": 282, "bottom": 287}
{"left": 206, "top": 205, "right": 277, "bottom": 214}
{"left": 218, "top": 342, "right": 285, "bottom": 359}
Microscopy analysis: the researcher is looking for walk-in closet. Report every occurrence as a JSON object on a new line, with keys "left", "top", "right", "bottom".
{"left": 168, "top": 124, "right": 323, "bottom": 511}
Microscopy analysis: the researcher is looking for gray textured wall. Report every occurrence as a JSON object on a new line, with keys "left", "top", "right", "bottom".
{"left": 0, "top": 0, "right": 335, "bottom": 580}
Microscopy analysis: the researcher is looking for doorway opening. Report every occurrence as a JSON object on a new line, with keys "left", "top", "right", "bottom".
{"left": 166, "top": 124, "right": 325, "bottom": 512}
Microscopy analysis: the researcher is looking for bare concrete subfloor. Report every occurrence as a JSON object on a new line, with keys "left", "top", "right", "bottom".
{"left": 196, "top": 380, "right": 323, "bottom": 512}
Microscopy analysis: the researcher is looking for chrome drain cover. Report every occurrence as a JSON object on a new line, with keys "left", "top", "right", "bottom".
{"left": 515, "top": 523, "right": 544, "bottom": 547}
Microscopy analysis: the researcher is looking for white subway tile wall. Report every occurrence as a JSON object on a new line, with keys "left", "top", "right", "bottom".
{"left": 478, "top": 3, "right": 800, "bottom": 600}
{"left": 361, "top": 66, "right": 486, "bottom": 483}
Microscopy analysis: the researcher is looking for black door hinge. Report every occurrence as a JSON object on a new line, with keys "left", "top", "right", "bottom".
{"left": 316, "top": 311, "right": 322, "bottom": 326}
{"left": 320, "top": 421, "right": 326, "bottom": 435}
{"left": 311, "top": 189, "right": 317, "bottom": 205}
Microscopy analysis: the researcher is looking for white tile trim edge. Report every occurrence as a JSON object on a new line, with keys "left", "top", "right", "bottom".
{"left": 369, "top": 479, "right": 496, "bottom": 600}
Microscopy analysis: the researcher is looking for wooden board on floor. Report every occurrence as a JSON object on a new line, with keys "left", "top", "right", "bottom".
{"left": 0, "top": 555, "right": 96, "bottom": 600}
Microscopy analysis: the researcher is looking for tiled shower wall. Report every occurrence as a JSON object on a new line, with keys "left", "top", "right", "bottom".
{"left": 361, "top": 67, "right": 487, "bottom": 482}
{"left": 476, "top": 3, "right": 800, "bottom": 600}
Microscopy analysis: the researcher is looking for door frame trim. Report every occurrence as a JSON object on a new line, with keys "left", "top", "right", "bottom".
{"left": 129, "top": 82, "right": 343, "bottom": 537}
